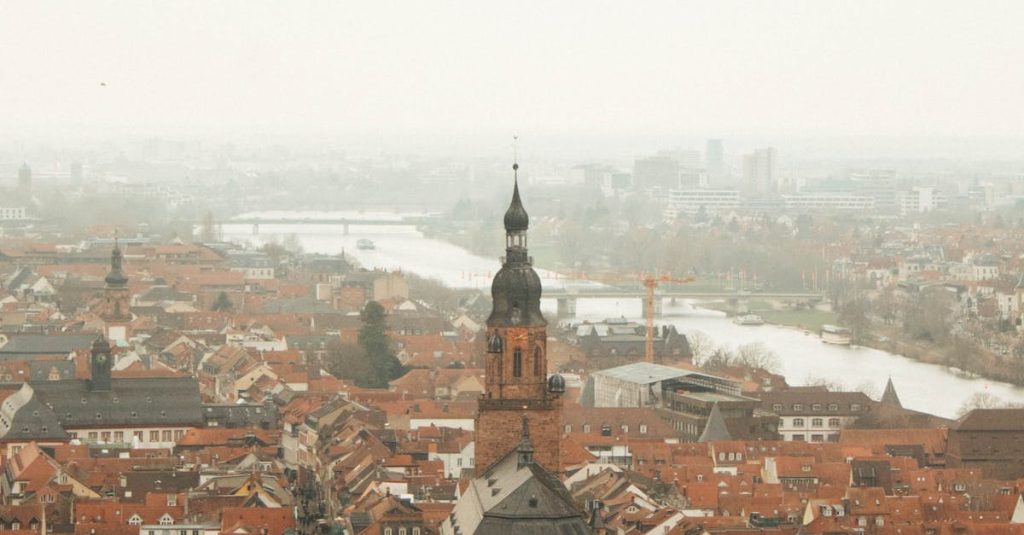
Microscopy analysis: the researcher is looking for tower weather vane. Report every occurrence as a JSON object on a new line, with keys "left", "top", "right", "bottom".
{"left": 513, "top": 135, "right": 519, "bottom": 175}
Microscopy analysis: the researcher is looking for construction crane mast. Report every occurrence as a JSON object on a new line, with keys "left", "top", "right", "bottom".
{"left": 642, "top": 274, "right": 695, "bottom": 362}
{"left": 571, "top": 271, "right": 695, "bottom": 363}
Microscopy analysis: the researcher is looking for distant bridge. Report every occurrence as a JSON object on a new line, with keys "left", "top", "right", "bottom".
{"left": 219, "top": 215, "right": 438, "bottom": 235}
{"left": 544, "top": 288, "right": 824, "bottom": 318}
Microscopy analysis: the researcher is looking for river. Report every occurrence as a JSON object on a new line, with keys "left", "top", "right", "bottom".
{"left": 220, "top": 214, "right": 1024, "bottom": 418}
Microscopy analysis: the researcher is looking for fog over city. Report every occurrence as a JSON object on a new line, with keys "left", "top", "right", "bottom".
{"left": 3, "top": 1, "right": 1024, "bottom": 157}
{"left": 2, "top": 2, "right": 1024, "bottom": 534}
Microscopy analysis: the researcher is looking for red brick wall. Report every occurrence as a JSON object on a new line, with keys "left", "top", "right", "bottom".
{"left": 475, "top": 397, "right": 562, "bottom": 473}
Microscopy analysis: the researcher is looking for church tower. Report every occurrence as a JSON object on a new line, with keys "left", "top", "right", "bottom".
{"left": 90, "top": 334, "right": 113, "bottom": 392}
{"left": 100, "top": 239, "right": 132, "bottom": 342}
{"left": 474, "top": 161, "right": 565, "bottom": 473}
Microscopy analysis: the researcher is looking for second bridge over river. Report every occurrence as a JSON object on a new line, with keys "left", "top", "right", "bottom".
{"left": 544, "top": 288, "right": 825, "bottom": 318}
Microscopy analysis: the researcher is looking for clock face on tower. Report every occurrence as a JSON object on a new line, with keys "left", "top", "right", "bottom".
{"left": 96, "top": 354, "right": 108, "bottom": 364}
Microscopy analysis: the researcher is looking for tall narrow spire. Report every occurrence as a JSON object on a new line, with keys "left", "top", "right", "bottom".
{"left": 881, "top": 377, "right": 902, "bottom": 409}
{"left": 517, "top": 415, "right": 535, "bottom": 468}
{"left": 699, "top": 402, "right": 733, "bottom": 443}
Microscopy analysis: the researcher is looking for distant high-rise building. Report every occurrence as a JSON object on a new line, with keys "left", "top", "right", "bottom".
{"left": 633, "top": 156, "right": 679, "bottom": 191}
{"left": 742, "top": 148, "right": 776, "bottom": 196}
{"left": 70, "top": 161, "right": 84, "bottom": 184}
{"left": 17, "top": 163, "right": 31, "bottom": 193}
{"left": 706, "top": 139, "right": 725, "bottom": 179}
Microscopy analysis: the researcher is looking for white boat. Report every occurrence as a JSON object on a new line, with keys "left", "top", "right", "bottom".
{"left": 356, "top": 239, "right": 375, "bottom": 250}
{"left": 733, "top": 314, "right": 765, "bottom": 326}
{"left": 821, "top": 324, "right": 852, "bottom": 345}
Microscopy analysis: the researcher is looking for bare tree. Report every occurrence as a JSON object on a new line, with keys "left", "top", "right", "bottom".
{"left": 685, "top": 330, "right": 717, "bottom": 364}
{"left": 733, "top": 342, "right": 781, "bottom": 373}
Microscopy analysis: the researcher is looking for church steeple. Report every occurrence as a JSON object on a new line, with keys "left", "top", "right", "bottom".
{"left": 475, "top": 148, "right": 562, "bottom": 473}
{"left": 105, "top": 237, "right": 128, "bottom": 288}
{"left": 488, "top": 163, "right": 544, "bottom": 327}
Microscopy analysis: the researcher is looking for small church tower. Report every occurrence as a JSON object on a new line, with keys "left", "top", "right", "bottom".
{"left": 90, "top": 334, "right": 112, "bottom": 392}
{"left": 99, "top": 238, "right": 132, "bottom": 342}
{"left": 475, "top": 158, "right": 565, "bottom": 472}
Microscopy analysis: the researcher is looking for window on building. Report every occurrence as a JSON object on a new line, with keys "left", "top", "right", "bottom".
{"left": 114, "top": 431, "right": 124, "bottom": 443}
{"left": 128, "top": 514, "right": 143, "bottom": 526}
{"left": 512, "top": 349, "right": 522, "bottom": 378}
{"left": 828, "top": 418, "right": 841, "bottom": 427}
{"left": 772, "top": 403, "right": 783, "bottom": 411}
{"left": 639, "top": 424, "right": 648, "bottom": 434}
{"left": 851, "top": 404, "right": 861, "bottom": 412}
{"left": 620, "top": 424, "right": 629, "bottom": 434}
{"left": 134, "top": 431, "right": 144, "bottom": 441}
{"left": 384, "top": 528, "right": 392, "bottom": 535}
{"left": 793, "top": 404, "right": 804, "bottom": 412}
{"left": 564, "top": 424, "right": 572, "bottom": 433}
{"left": 88, "top": 432, "right": 98, "bottom": 441}
{"left": 174, "top": 430, "right": 184, "bottom": 440}
{"left": 533, "top": 347, "right": 542, "bottom": 376}
{"left": 811, "top": 434, "right": 824, "bottom": 442}
{"left": 413, "top": 528, "right": 421, "bottom": 535}
{"left": 812, "top": 418, "right": 823, "bottom": 428}
{"left": 162, "top": 430, "right": 173, "bottom": 442}
{"left": 828, "top": 403, "right": 838, "bottom": 411}
{"left": 792, "top": 434, "right": 805, "bottom": 441}
{"left": 812, "top": 403, "right": 822, "bottom": 411}
{"left": 150, "top": 431, "right": 160, "bottom": 442}
{"left": 399, "top": 528, "right": 407, "bottom": 535}
{"left": 600, "top": 424, "right": 611, "bottom": 436}
{"left": 583, "top": 424, "right": 591, "bottom": 433}
{"left": 793, "top": 418, "right": 805, "bottom": 427}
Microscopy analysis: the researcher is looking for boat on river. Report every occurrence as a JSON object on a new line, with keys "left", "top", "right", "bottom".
{"left": 733, "top": 314, "right": 765, "bottom": 326}
{"left": 820, "top": 324, "right": 852, "bottom": 345}
{"left": 356, "top": 239, "right": 375, "bottom": 250}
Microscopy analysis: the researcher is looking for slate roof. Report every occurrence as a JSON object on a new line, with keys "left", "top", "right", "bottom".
{"left": 0, "top": 335, "right": 96, "bottom": 358}
{"left": 447, "top": 429, "right": 588, "bottom": 535}
{"left": 880, "top": 377, "right": 902, "bottom": 409}
{"left": 28, "top": 377, "right": 203, "bottom": 428}
{"left": 698, "top": 402, "right": 733, "bottom": 443}
{"left": 0, "top": 384, "right": 69, "bottom": 441}
{"left": 28, "top": 360, "right": 76, "bottom": 382}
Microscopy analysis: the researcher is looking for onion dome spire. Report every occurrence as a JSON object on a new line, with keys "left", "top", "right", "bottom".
{"left": 104, "top": 234, "right": 128, "bottom": 288}
{"left": 503, "top": 163, "right": 529, "bottom": 232}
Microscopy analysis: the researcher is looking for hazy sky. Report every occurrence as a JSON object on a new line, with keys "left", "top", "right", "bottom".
{"left": 2, "top": 1, "right": 1023, "bottom": 147}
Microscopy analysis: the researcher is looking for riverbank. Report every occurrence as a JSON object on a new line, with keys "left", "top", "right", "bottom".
{"left": 701, "top": 300, "right": 838, "bottom": 333}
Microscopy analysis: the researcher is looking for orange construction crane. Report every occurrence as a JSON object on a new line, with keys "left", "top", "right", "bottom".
{"left": 641, "top": 274, "right": 695, "bottom": 362}
{"left": 568, "top": 271, "right": 695, "bottom": 363}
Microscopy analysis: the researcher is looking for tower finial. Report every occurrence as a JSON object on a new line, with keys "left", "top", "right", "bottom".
{"left": 512, "top": 135, "right": 519, "bottom": 177}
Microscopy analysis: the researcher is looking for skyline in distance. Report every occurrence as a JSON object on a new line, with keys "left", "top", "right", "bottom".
{"left": 1, "top": 1, "right": 1023, "bottom": 159}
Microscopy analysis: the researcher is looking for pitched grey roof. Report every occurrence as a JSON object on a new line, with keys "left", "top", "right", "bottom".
{"left": 28, "top": 377, "right": 203, "bottom": 428}
{"left": 28, "top": 360, "right": 76, "bottom": 381}
{"left": 448, "top": 429, "right": 588, "bottom": 535}
{"left": 0, "top": 384, "right": 69, "bottom": 441}
{"left": 698, "top": 402, "right": 733, "bottom": 443}
{"left": 0, "top": 335, "right": 97, "bottom": 358}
